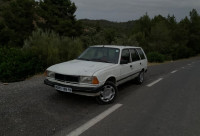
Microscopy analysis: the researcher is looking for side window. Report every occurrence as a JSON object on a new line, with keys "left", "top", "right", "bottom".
{"left": 130, "top": 49, "right": 140, "bottom": 62}
{"left": 136, "top": 48, "right": 146, "bottom": 60}
{"left": 120, "top": 49, "right": 131, "bottom": 64}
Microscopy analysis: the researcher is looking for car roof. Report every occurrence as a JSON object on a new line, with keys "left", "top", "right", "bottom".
{"left": 91, "top": 45, "right": 140, "bottom": 50}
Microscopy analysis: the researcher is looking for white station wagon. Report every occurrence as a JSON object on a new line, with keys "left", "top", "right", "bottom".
{"left": 44, "top": 45, "right": 147, "bottom": 104}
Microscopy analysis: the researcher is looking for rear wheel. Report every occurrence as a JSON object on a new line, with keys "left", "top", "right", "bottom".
{"left": 136, "top": 70, "right": 144, "bottom": 84}
{"left": 96, "top": 81, "right": 118, "bottom": 104}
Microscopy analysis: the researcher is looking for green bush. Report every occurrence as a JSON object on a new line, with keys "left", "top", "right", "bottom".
{"left": 0, "top": 48, "right": 43, "bottom": 82}
{"left": 24, "top": 29, "right": 84, "bottom": 68}
{"left": 0, "top": 29, "right": 84, "bottom": 82}
{"left": 172, "top": 45, "right": 195, "bottom": 60}
{"left": 147, "top": 52, "right": 165, "bottom": 63}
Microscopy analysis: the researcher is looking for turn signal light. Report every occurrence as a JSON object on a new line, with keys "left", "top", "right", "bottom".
{"left": 92, "top": 76, "right": 99, "bottom": 84}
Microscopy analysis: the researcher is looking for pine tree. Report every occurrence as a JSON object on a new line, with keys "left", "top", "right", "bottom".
{"left": 0, "top": 0, "right": 36, "bottom": 47}
{"left": 188, "top": 9, "right": 200, "bottom": 54}
{"left": 36, "top": 0, "right": 82, "bottom": 37}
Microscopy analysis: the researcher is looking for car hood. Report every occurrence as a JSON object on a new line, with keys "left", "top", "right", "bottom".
{"left": 47, "top": 59, "right": 114, "bottom": 76}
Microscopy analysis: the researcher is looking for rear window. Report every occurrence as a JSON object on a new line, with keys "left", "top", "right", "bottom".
{"left": 136, "top": 48, "right": 146, "bottom": 60}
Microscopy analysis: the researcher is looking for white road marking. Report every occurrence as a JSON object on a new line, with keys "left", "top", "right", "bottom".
{"left": 188, "top": 64, "right": 191, "bottom": 65}
{"left": 171, "top": 70, "right": 178, "bottom": 73}
{"left": 147, "top": 78, "right": 163, "bottom": 87}
{"left": 182, "top": 67, "right": 185, "bottom": 69}
{"left": 66, "top": 104, "right": 123, "bottom": 136}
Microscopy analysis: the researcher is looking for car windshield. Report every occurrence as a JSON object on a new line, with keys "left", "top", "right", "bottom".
{"left": 77, "top": 47, "right": 120, "bottom": 64}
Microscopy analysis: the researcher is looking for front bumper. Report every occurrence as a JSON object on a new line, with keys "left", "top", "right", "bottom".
{"left": 44, "top": 79, "right": 102, "bottom": 96}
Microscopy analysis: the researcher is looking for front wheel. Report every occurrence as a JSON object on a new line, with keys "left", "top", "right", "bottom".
{"left": 96, "top": 81, "right": 118, "bottom": 104}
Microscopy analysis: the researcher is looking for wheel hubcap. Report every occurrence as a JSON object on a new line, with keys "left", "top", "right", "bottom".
{"left": 100, "top": 85, "right": 115, "bottom": 102}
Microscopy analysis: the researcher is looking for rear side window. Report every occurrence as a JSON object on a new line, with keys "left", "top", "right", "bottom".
{"left": 136, "top": 48, "right": 146, "bottom": 60}
{"left": 130, "top": 49, "right": 140, "bottom": 62}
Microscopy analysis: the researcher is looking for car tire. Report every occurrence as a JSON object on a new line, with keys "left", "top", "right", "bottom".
{"left": 96, "top": 81, "right": 118, "bottom": 105}
{"left": 136, "top": 70, "right": 144, "bottom": 84}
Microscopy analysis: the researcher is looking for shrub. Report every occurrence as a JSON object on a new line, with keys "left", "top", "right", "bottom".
{"left": 172, "top": 45, "right": 195, "bottom": 60}
{"left": 24, "top": 29, "right": 84, "bottom": 68}
{"left": 0, "top": 48, "right": 43, "bottom": 82}
{"left": 0, "top": 29, "right": 84, "bottom": 82}
{"left": 147, "top": 52, "right": 165, "bottom": 63}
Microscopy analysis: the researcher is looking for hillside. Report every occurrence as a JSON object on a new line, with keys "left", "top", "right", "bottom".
{"left": 80, "top": 19, "right": 136, "bottom": 34}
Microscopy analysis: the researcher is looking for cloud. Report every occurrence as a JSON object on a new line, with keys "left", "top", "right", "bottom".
{"left": 71, "top": 0, "right": 200, "bottom": 21}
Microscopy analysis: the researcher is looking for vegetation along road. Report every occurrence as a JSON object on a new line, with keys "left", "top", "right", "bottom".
{"left": 0, "top": 56, "right": 200, "bottom": 136}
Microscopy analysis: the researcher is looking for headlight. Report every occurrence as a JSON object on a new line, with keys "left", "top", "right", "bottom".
{"left": 79, "top": 76, "right": 99, "bottom": 84}
{"left": 46, "top": 70, "right": 55, "bottom": 78}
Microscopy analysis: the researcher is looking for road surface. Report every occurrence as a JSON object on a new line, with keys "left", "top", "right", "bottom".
{"left": 0, "top": 57, "right": 200, "bottom": 136}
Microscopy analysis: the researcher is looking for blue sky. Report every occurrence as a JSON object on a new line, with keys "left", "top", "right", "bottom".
{"left": 71, "top": 0, "right": 200, "bottom": 22}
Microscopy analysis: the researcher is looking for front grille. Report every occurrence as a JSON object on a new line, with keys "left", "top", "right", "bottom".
{"left": 55, "top": 73, "right": 79, "bottom": 83}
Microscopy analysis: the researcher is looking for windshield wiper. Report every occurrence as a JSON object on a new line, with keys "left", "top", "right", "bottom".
{"left": 91, "top": 59, "right": 113, "bottom": 63}
{"left": 100, "top": 60, "right": 113, "bottom": 63}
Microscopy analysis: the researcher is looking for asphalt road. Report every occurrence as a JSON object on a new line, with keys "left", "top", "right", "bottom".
{"left": 0, "top": 56, "right": 200, "bottom": 136}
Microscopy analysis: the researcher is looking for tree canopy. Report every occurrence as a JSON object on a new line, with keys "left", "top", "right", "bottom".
{"left": 0, "top": 0, "right": 82, "bottom": 47}
{"left": 36, "top": 0, "right": 82, "bottom": 37}
{"left": 0, "top": 0, "right": 36, "bottom": 47}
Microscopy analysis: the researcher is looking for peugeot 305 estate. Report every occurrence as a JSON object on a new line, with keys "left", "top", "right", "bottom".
{"left": 44, "top": 45, "right": 147, "bottom": 104}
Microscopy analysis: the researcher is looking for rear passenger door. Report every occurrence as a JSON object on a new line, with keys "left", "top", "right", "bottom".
{"left": 136, "top": 48, "right": 147, "bottom": 70}
{"left": 130, "top": 48, "right": 141, "bottom": 76}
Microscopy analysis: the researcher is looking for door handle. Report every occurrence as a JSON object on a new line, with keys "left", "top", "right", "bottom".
{"left": 130, "top": 65, "right": 132, "bottom": 68}
{"left": 140, "top": 62, "right": 142, "bottom": 65}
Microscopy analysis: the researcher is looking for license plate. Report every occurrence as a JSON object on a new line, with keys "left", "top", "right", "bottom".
{"left": 55, "top": 85, "right": 72, "bottom": 93}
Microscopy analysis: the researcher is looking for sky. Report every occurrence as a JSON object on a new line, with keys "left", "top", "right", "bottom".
{"left": 71, "top": 0, "right": 200, "bottom": 22}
